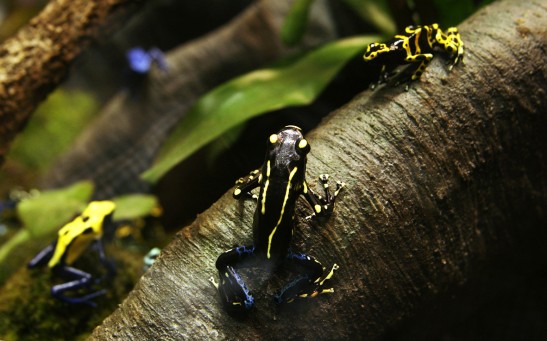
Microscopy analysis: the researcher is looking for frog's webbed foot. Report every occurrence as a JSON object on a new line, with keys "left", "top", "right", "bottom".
{"left": 217, "top": 265, "right": 254, "bottom": 313}
{"left": 304, "top": 174, "right": 345, "bottom": 221}
{"left": 51, "top": 266, "right": 106, "bottom": 307}
{"left": 274, "top": 251, "right": 339, "bottom": 304}
{"left": 214, "top": 245, "right": 256, "bottom": 313}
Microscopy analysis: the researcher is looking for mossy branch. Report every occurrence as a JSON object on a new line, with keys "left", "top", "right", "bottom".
{"left": 0, "top": 0, "right": 143, "bottom": 162}
{"left": 89, "top": 0, "right": 547, "bottom": 339}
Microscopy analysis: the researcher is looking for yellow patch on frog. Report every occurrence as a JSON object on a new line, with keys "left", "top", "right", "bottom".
{"left": 48, "top": 201, "right": 115, "bottom": 268}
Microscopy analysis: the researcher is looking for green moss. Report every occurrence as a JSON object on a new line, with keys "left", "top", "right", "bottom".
{"left": 0, "top": 245, "right": 143, "bottom": 340}
{"left": 7, "top": 89, "right": 98, "bottom": 172}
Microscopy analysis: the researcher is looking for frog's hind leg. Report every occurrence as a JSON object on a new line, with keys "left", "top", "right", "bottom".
{"left": 274, "top": 250, "right": 339, "bottom": 304}
{"left": 214, "top": 245, "right": 257, "bottom": 313}
{"left": 51, "top": 266, "right": 106, "bottom": 307}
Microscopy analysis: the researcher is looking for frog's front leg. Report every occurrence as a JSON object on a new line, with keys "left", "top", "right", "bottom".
{"left": 304, "top": 174, "right": 345, "bottom": 220}
{"left": 51, "top": 266, "right": 107, "bottom": 307}
{"left": 233, "top": 169, "right": 260, "bottom": 200}
{"left": 274, "top": 251, "right": 339, "bottom": 304}
{"left": 93, "top": 238, "right": 116, "bottom": 281}
{"left": 28, "top": 241, "right": 56, "bottom": 268}
{"left": 214, "top": 245, "right": 257, "bottom": 313}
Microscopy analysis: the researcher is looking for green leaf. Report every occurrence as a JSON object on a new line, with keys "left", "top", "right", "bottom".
{"left": 17, "top": 181, "right": 94, "bottom": 238}
{"left": 6, "top": 89, "right": 98, "bottom": 171}
{"left": 0, "top": 230, "right": 31, "bottom": 265}
{"left": 281, "top": 0, "right": 316, "bottom": 46}
{"left": 343, "top": 0, "right": 396, "bottom": 36}
{"left": 111, "top": 194, "right": 159, "bottom": 221}
{"left": 142, "top": 35, "right": 380, "bottom": 183}
{"left": 205, "top": 123, "right": 247, "bottom": 166}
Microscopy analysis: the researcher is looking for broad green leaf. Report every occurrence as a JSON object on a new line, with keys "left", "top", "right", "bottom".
{"left": 142, "top": 35, "right": 380, "bottom": 183}
{"left": 281, "top": 0, "right": 316, "bottom": 46}
{"left": 205, "top": 123, "right": 247, "bottom": 167}
{"left": 17, "top": 181, "right": 94, "bottom": 238}
{"left": 111, "top": 194, "right": 160, "bottom": 221}
{"left": 343, "top": 0, "right": 396, "bottom": 36}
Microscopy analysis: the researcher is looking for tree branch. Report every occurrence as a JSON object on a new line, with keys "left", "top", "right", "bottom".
{"left": 89, "top": 0, "right": 547, "bottom": 339}
{"left": 0, "top": 0, "right": 142, "bottom": 162}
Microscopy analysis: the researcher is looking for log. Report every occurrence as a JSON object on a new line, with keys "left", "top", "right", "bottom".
{"left": 89, "top": 0, "right": 547, "bottom": 339}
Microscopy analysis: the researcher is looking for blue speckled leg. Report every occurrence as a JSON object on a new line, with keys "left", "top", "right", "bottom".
{"left": 215, "top": 245, "right": 257, "bottom": 313}
{"left": 51, "top": 266, "right": 106, "bottom": 307}
{"left": 274, "top": 250, "right": 339, "bottom": 304}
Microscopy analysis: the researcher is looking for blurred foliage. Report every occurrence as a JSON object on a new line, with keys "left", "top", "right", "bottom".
{"left": 280, "top": 0, "right": 316, "bottom": 46}
{"left": 0, "top": 181, "right": 94, "bottom": 265}
{"left": 17, "top": 181, "right": 94, "bottom": 238}
{"left": 0, "top": 182, "right": 160, "bottom": 283}
{"left": 142, "top": 35, "right": 380, "bottom": 183}
{"left": 0, "top": 244, "right": 143, "bottom": 341}
{"left": 344, "top": 0, "right": 396, "bottom": 35}
{"left": 143, "top": 0, "right": 495, "bottom": 184}
{"left": 112, "top": 194, "right": 161, "bottom": 221}
{"left": 0, "top": 0, "right": 47, "bottom": 42}
{"left": 6, "top": 89, "right": 98, "bottom": 172}
{"left": 433, "top": 0, "right": 496, "bottom": 27}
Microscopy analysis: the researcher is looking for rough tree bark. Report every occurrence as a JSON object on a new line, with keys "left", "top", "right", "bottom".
{"left": 90, "top": 0, "right": 547, "bottom": 339}
{"left": 0, "top": 0, "right": 143, "bottom": 162}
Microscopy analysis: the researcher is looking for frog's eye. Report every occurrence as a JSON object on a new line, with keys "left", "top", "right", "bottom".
{"left": 269, "top": 134, "right": 278, "bottom": 144}
{"left": 364, "top": 43, "right": 385, "bottom": 60}
{"left": 297, "top": 138, "right": 310, "bottom": 153}
{"left": 364, "top": 44, "right": 375, "bottom": 56}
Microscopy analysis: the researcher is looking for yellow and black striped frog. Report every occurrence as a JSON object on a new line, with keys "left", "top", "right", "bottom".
{"left": 364, "top": 24, "right": 464, "bottom": 89}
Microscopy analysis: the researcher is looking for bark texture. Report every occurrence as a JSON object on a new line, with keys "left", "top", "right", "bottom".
{"left": 90, "top": 0, "right": 547, "bottom": 339}
{"left": 0, "top": 0, "right": 141, "bottom": 161}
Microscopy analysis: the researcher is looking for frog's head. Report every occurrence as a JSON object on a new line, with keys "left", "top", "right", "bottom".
{"left": 363, "top": 43, "right": 390, "bottom": 61}
{"left": 265, "top": 125, "right": 310, "bottom": 170}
